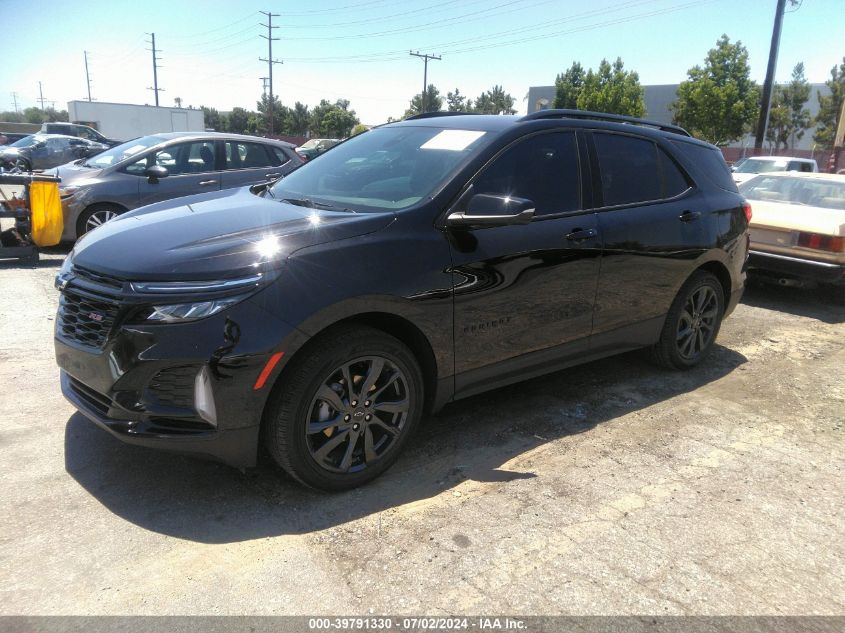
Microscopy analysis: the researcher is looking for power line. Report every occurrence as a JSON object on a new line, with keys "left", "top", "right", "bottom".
{"left": 410, "top": 51, "right": 441, "bottom": 113}
{"left": 259, "top": 11, "right": 283, "bottom": 134}
{"left": 146, "top": 32, "right": 164, "bottom": 106}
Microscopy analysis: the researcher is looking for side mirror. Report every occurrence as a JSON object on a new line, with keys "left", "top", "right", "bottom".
{"left": 145, "top": 165, "right": 169, "bottom": 183}
{"left": 446, "top": 193, "right": 535, "bottom": 228}
{"left": 730, "top": 165, "right": 737, "bottom": 172}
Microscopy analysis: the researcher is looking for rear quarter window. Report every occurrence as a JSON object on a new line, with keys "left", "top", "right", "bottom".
{"left": 670, "top": 140, "right": 737, "bottom": 192}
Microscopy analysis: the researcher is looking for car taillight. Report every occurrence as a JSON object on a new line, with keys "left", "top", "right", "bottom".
{"left": 296, "top": 152, "right": 308, "bottom": 161}
{"left": 796, "top": 232, "right": 845, "bottom": 253}
{"left": 742, "top": 201, "right": 752, "bottom": 223}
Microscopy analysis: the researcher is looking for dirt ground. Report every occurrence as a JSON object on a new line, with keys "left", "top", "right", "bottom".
{"left": 0, "top": 248, "right": 842, "bottom": 616}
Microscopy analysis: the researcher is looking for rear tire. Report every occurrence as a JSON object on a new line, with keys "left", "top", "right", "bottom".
{"left": 650, "top": 271, "right": 725, "bottom": 370}
{"left": 264, "top": 325, "right": 424, "bottom": 491}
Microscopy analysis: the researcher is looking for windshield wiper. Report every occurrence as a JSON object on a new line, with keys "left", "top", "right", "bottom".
{"left": 280, "top": 197, "right": 353, "bottom": 212}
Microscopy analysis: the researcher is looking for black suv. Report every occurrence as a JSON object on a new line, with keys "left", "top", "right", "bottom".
{"left": 54, "top": 110, "right": 749, "bottom": 490}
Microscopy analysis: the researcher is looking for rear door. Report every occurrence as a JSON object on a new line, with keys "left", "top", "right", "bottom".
{"left": 128, "top": 140, "right": 222, "bottom": 207}
{"left": 219, "top": 140, "right": 291, "bottom": 189}
{"left": 587, "top": 131, "right": 706, "bottom": 352}
{"left": 449, "top": 129, "right": 602, "bottom": 395}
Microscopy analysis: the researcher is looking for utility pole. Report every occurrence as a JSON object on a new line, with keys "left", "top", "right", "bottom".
{"left": 260, "top": 76, "right": 270, "bottom": 97}
{"left": 10, "top": 92, "right": 19, "bottom": 113}
{"left": 754, "top": 0, "right": 789, "bottom": 149}
{"left": 409, "top": 51, "right": 441, "bottom": 114}
{"left": 84, "top": 50, "right": 93, "bottom": 102}
{"left": 37, "top": 82, "right": 47, "bottom": 110}
{"left": 146, "top": 32, "right": 164, "bottom": 107}
{"left": 259, "top": 11, "right": 282, "bottom": 135}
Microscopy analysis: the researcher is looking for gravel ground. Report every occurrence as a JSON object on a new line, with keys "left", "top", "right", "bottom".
{"left": 0, "top": 248, "right": 842, "bottom": 616}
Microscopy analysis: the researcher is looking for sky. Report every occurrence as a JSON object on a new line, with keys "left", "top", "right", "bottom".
{"left": 2, "top": 0, "right": 843, "bottom": 125}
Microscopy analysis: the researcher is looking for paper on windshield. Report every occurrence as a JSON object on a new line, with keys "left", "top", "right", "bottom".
{"left": 420, "top": 130, "right": 485, "bottom": 151}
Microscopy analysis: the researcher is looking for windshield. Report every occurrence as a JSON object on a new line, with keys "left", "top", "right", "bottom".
{"left": 299, "top": 139, "right": 320, "bottom": 150}
{"left": 269, "top": 126, "right": 490, "bottom": 212}
{"left": 740, "top": 176, "right": 845, "bottom": 210}
{"left": 82, "top": 135, "right": 165, "bottom": 168}
{"left": 10, "top": 135, "right": 41, "bottom": 148}
{"left": 735, "top": 158, "right": 788, "bottom": 174}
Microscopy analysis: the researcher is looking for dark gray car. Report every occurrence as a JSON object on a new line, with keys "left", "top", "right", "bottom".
{"left": 49, "top": 132, "right": 304, "bottom": 241}
{"left": 0, "top": 134, "right": 108, "bottom": 171}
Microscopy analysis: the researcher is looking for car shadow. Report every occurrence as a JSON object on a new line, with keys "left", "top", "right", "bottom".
{"left": 64, "top": 344, "right": 747, "bottom": 544}
{"left": 742, "top": 276, "right": 845, "bottom": 324}
{"left": 0, "top": 243, "right": 71, "bottom": 269}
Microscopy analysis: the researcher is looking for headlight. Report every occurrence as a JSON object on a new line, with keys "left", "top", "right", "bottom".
{"left": 146, "top": 297, "right": 243, "bottom": 323}
{"left": 55, "top": 250, "right": 75, "bottom": 289}
{"left": 59, "top": 185, "right": 81, "bottom": 199}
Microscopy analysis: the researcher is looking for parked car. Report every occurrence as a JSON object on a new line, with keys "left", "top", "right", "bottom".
{"left": 731, "top": 156, "right": 818, "bottom": 185}
{"left": 54, "top": 110, "right": 749, "bottom": 490}
{"left": 739, "top": 172, "right": 845, "bottom": 286}
{"left": 0, "top": 134, "right": 108, "bottom": 171}
{"left": 47, "top": 132, "right": 303, "bottom": 241}
{"left": 40, "top": 122, "right": 121, "bottom": 147}
{"left": 295, "top": 138, "right": 340, "bottom": 160}
{"left": 0, "top": 132, "right": 30, "bottom": 146}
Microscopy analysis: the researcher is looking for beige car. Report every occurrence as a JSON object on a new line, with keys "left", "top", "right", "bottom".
{"left": 738, "top": 172, "right": 844, "bottom": 287}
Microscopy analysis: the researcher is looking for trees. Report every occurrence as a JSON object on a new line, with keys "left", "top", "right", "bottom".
{"left": 201, "top": 106, "right": 226, "bottom": 132}
{"left": 0, "top": 111, "right": 24, "bottom": 123}
{"left": 311, "top": 99, "right": 359, "bottom": 138}
{"left": 813, "top": 56, "right": 845, "bottom": 149}
{"left": 351, "top": 123, "right": 369, "bottom": 136}
{"left": 473, "top": 85, "right": 516, "bottom": 114}
{"left": 766, "top": 62, "right": 811, "bottom": 150}
{"left": 576, "top": 58, "right": 644, "bottom": 116}
{"left": 289, "top": 102, "right": 310, "bottom": 135}
{"left": 671, "top": 35, "right": 760, "bottom": 146}
{"left": 226, "top": 107, "right": 250, "bottom": 134}
{"left": 553, "top": 62, "right": 585, "bottom": 109}
{"left": 446, "top": 88, "right": 467, "bottom": 112}
{"left": 405, "top": 85, "right": 444, "bottom": 117}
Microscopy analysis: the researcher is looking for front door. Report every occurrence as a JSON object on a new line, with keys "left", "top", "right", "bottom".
{"left": 448, "top": 130, "right": 601, "bottom": 396}
{"left": 128, "top": 140, "right": 222, "bottom": 206}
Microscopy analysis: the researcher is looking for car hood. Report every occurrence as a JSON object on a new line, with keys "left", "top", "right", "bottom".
{"left": 0, "top": 147, "right": 26, "bottom": 158}
{"left": 71, "top": 186, "right": 396, "bottom": 280}
{"left": 47, "top": 161, "right": 104, "bottom": 182}
{"left": 747, "top": 199, "right": 845, "bottom": 237}
{"left": 732, "top": 173, "right": 759, "bottom": 185}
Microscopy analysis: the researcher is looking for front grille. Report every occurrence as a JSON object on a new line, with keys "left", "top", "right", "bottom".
{"left": 68, "top": 376, "right": 111, "bottom": 416}
{"left": 147, "top": 365, "right": 197, "bottom": 409}
{"left": 57, "top": 288, "right": 120, "bottom": 349}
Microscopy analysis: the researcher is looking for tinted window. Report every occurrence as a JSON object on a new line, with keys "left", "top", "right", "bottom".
{"left": 594, "top": 133, "right": 661, "bottom": 206}
{"left": 225, "top": 141, "right": 273, "bottom": 169}
{"left": 658, "top": 148, "right": 690, "bottom": 198}
{"left": 126, "top": 141, "right": 216, "bottom": 176}
{"left": 271, "top": 146, "right": 291, "bottom": 166}
{"left": 670, "top": 140, "right": 736, "bottom": 192}
{"left": 473, "top": 131, "right": 580, "bottom": 215}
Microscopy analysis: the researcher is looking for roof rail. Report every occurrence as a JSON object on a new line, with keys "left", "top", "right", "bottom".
{"left": 520, "top": 109, "right": 691, "bottom": 137}
{"left": 404, "top": 111, "right": 480, "bottom": 120}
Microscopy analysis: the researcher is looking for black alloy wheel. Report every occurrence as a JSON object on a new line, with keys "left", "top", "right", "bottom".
{"left": 650, "top": 271, "right": 725, "bottom": 369}
{"left": 306, "top": 356, "right": 410, "bottom": 474}
{"left": 264, "top": 325, "right": 423, "bottom": 491}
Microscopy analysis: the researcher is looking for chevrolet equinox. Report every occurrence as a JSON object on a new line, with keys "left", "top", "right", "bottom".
{"left": 54, "top": 110, "right": 750, "bottom": 490}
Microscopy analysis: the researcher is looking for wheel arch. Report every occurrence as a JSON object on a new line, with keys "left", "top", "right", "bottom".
{"left": 695, "top": 259, "right": 732, "bottom": 308}
{"left": 76, "top": 201, "right": 130, "bottom": 236}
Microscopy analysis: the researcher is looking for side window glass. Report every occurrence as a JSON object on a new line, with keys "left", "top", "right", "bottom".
{"left": 124, "top": 155, "right": 149, "bottom": 176}
{"left": 225, "top": 141, "right": 273, "bottom": 169}
{"left": 270, "top": 146, "right": 290, "bottom": 167}
{"left": 472, "top": 131, "right": 580, "bottom": 216}
{"left": 150, "top": 141, "right": 215, "bottom": 176}
{"left": 594, "top": 133, "right": 661, "bottom": 206}
{"left": 658, "top": 148, "right": 690, "bottom": 198}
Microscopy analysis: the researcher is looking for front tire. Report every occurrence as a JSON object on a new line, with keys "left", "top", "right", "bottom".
{"left": 77, "top": 204, "right": 124, "bottom": 237}
{"left": 264, "top": 325, "right": 424, "bottom": 491}
{"left": 650, "top": 271, "right": 725, "bottom": 370}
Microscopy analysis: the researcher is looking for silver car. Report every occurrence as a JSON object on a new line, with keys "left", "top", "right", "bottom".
{"left": 49, "top": 132, "right": 303, "bottom": 241}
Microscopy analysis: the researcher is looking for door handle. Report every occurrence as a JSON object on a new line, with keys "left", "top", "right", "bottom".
{"left": 679, "top": 210, "right": 701, "bottom": 222}
{"left": 265, "top": 173, "right": 281, "bottom": 179}
{"left": 565, "top": 227, "right": 598, "bottom": 241}
{"left": 198, "top": 180, "right": 217, "bottom": 186}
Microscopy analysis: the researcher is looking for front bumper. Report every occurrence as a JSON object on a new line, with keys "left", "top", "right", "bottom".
{"left": 749, "top": 249, "right": 845, "bottom": 285}
{"left": 55, "top": 285, "right": 305, "bottom": 468}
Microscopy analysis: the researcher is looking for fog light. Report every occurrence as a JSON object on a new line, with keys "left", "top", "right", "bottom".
{"left": 194, "top": 366, "right": 217, "bottom": 427}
